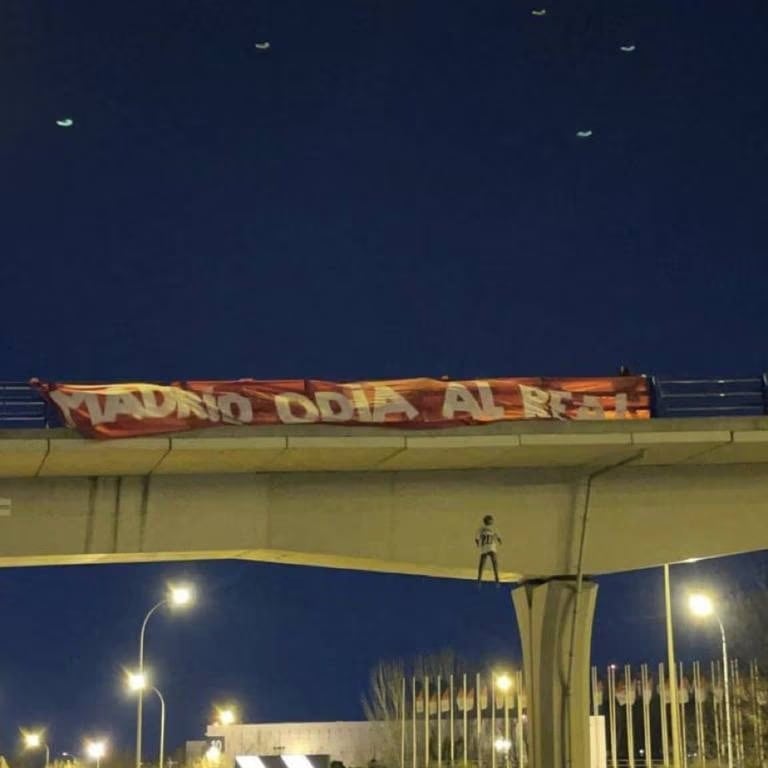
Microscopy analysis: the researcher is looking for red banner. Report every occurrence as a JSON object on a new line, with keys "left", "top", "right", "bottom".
{"left": 32, "top": 376, "right": 650, "bottom": 439}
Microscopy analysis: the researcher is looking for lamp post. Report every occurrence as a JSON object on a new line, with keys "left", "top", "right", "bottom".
{"left": 689, "top": 593, "right": 733, "bottom": 768}
{"left": 129, "top": 672, "right": 167, "bottom": 768}
{"left": 23, "top": 731, "right": 50, "bottom": 768}
{"left": 664, "top": 564, "right": 683, "bottom": 768}
{"left": 86, "top": 740, "right": 108, "bottom": 768}
{"left": 136, "top": 585, "right": 194, "bottom": 768}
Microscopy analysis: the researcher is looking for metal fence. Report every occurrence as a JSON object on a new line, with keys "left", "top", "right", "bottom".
{"left": 0, "top": 381, "right": 53, "bottom": 428}
{"left": 398, "top": 671, "right": 527, "bottom": 768}
{"left": 397, "top": 661, "right": 765, "bottom": 768}
{"left": 593, "top": 659, "right": 766, "bottom": 768}
{"left": 650, "top": 376, "right": 768, "bottom": 418}
{"left": 3, "top": 377, "right": 768, "bottom": 430}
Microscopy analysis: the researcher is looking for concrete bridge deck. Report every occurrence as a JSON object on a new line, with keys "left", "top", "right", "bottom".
{"left": 1, "top": 416, "right": 767, "bottom": 576}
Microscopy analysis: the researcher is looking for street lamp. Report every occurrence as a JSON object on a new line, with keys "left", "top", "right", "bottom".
{"left": 128, "top": 671, "right": 167, "bottom": 768}
{"left": 495, "top": 674, "right": 512, "bottom": 767}
{"left": 136, "top": 584, "right": 195, "bottom": 768}
{"left": 23, "top": 731, "right": 50, "bottom": 768}
{"left": 216, "top": 708, "right": 237, "bottom": 726}
{"left": 689, "top": 593, "right": 733, "bottom": 768}
{"left": 85, "top": 740, "right": 108, "bottom": 768}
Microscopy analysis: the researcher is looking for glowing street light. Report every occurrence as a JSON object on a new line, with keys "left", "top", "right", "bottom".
{"left": 216, "top": 708, "right": 237, "bottom": 726}
{"left": 127, "top": 671, "right": 166, "bottom": 768}
{"left": 169, "top": 585, "right": 193, "bottom": 607}
{"left": 85, "top": 740, "right": 108, "bottom": 768}
{"left": 127, "top": 672, "right": 147, "bottom": 692}
{"left": 23, "top": 731, "right": 50, "bottom": 768}
{"left": 689, "top": 593, "right": 733, "bottom": 768}
{"left": 494, "top": 738, "right": 512, "bottom": 753}
{"left": 688, "top": 593, "right": 714, "bottom": 618}
{"left": 136, "top": 584, "right": 195, "bottom": 768}
{"left": 495, "top": 673, "right": 513, "bottom": 765}
{"left": 205, "top": 745, "right": 222, "bottom": 766}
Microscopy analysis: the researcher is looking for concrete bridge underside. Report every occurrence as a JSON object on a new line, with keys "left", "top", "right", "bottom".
{"left": 2, "top": 416, "right": 768, "bottom": 768}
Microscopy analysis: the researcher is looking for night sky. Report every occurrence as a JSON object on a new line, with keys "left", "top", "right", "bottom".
{"left": 2, "top": 0, "right": 768, "bottom": 762}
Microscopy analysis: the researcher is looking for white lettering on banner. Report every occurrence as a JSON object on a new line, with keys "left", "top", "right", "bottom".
{"left": 343, "top": 386, "right": 373, "bottom": 421}
{"left": 47, "top": 379, "right": 635, "bottom": 430}
{"left": 371, "top": 385, "right": 418, "bottom": 422}
{"left": 477, "top": 381, "right": 505, "bottom": 419}
{"left": 174, "top": 391, "right": 208, "bottom": 420}
{"left": 519, "top": 385, "right": 550, "bottom": 418}
{"left": 103, "top": 392, "right": 144, "bottom": 423}
{"left": 218, "top": 393, "right": 253, "bottom": 424}
{"left": 58, "top": 387, "right": 257, "bottom": 425}
{"left": 548, "top": 389, "right": 572, "bottom": 420}
{"left": 201, "top": 392, "right": 221, "bottom": 422}
{"left": 575, "top": 395, "right": 605, "bottom": 420}
{"left": 442, "top": 383, "right": 482, "bottom": 419}
{"left": 275, "top": 393, "right": 320, "bottom": 423}
{"left": 442, "top": 382, "right": 503, "bottom": 420}
{"left": 316, "top": 391, "right": 354, "bottom": 422}
{"left": 49, "top": 389, "right": 111, "bottom": 426}
{"left": 140, "top": 388, "right": 178, "bottom": 419}
{"left": 521, "top": 385, "right": 626, "bottom": 420}
{"left": 49, "top": 389, "right": 90, "bottom": 427}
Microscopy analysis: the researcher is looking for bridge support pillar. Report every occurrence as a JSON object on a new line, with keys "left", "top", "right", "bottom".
{"left": 512, "top": 578, "right": 598, "bottom": 768}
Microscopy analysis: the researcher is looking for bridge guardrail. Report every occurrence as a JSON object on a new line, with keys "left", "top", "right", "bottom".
{"left": 650, "top": 375, "right": 768, "bottom": 418}
{"left": 0, "top": 381, "right": 52, "bottom": 428}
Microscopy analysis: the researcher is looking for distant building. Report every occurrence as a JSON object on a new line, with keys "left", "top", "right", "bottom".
{"left": 203, "top": 722, "right": 385, "bottom": 768}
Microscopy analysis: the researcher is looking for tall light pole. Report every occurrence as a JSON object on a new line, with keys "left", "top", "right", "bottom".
{"left": 689, "top": 593, "right": 733, "bottom": 768}
{"left": 156, "top": 687, "right": 166, "bottom": 768}
{"left": 136, "top": 585, "right": 194, "bottom": 768}
{"left": 129, "top": 672, "right": 167, "bottom": 768}
{"left": 23, "top": 731, "right": 50, "bottom": 768}
{"left": 664, "top": 564, "right": 683, "bottom": 768}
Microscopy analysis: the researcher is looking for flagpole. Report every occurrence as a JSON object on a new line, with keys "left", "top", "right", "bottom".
{"left": 402, "top": 676, "right": 406, "bottom": 768}
{"left": 413, "top": 676, "right": 418, "bottom": 768}
{"left": 463, "top": 674, "right": 468, "bottom": 768}
{"left": 477, "top": 673, "right": 482, "bottom": 768}
{"left": 425, "top": 676, "right": 430, "bottom": 768}
{"left": 659, "top": 662, "right": 669, "bottom": 767}
{"left": 515, "top": 671, "right": 524, "bottom": 768}
{"left": 438, "top": 676, "right": 442, "bottom": 768}
{"left": 450, "top": 674, "right": 455, "bottom": 767}
{"left": 665, "top": 564, "right": 683, "bottom": 768}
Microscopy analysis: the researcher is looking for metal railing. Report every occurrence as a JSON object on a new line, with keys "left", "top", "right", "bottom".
{"left": 651, "top": 376, "right": 768, "bottom": 418}
{"left": 2, "top": 377, "right": 768, "bottom": 430}
{"left": 0, "top": 381, "right": 52, "bottom": 428}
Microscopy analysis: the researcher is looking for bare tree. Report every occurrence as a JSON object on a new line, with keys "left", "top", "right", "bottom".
{"left": 720, "top": 561, "right": 768, "bottom": 666}
{"left": 362, "top": 658, "right": 407, "bottom": 767}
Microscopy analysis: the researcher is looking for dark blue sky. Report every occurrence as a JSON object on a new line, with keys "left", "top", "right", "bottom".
{"left": 2, "top": 0, "right": 768, "bottom": 761}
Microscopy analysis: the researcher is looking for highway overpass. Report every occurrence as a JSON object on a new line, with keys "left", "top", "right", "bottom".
{"left": 2, "top": 415, "right": 768, "bottom": 768}
{"left": 1, "top": 416, "right": 767, "bottom": 573}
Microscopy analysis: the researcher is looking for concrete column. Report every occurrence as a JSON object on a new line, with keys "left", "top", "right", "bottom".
{"left": 512, "top": 578, "right": 598, "bottom": 768}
